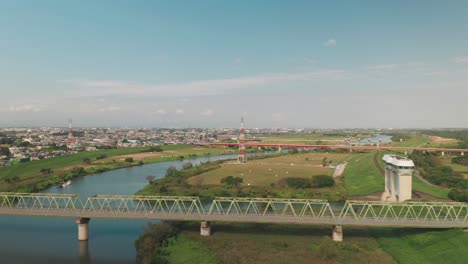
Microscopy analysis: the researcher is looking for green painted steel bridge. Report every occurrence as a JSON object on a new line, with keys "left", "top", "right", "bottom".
{"left": 0, "top": 192, "right": 467, "bottom": 228}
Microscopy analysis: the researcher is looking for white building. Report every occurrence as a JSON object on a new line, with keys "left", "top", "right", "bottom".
{"left": 381, "top": 154, "right": 414, "bottom": 202}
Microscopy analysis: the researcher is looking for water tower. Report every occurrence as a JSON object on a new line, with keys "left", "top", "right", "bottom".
{"left": 381, "top": 154, "right": 415, "bottom": 202}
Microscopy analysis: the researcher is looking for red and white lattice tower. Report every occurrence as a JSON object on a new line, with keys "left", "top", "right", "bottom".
{"left": 237, "top": 116, "right": 247, "bottom": 163}
{"left": 67, "top": 118, "right": 74, "bottom": 153}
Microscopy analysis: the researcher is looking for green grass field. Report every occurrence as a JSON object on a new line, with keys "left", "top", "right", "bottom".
{"left": 255, "top": 133, "right": 371, "bottom": 145}
{"left": 412, "top": 176, "right": 450, "bottom": 199}
{"left": 342, "top": 152, "right": 384, "bottom": 196}
{"left": 0, "top": 144, "right": 233, "bottom": 192}
{"left": 371, "top": 228, "right": 468, "bottom": 264}
{"left": 389, "top": 133, "right": 431, "bottom": 147}
{"left": 187, "top": 152, "right": 352, "bottom": 186}
{"left": 165, "top": 235, "right": 219, "bottom": 264}
{"left": 173, "top": 223, "right": 393, "bottom": 264}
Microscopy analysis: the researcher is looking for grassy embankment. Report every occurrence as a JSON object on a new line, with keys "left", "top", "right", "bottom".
{"left": 137, "top": 146, "right": 466, "bottom": 264}
{"left": 255, "top": 132, "right": 372, "bottom": 145}
{"left": 138, "top": 151, "right": 352, "bottom": 201}
{"left": 0, "top": 144, "right": 235, "bottom": 192}
{"left": 165, "top": 224, "right": 394, "bottom": 264}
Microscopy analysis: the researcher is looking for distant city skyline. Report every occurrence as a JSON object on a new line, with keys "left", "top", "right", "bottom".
{"left": 1, "top": 1, "right": 468, "bottom": 128}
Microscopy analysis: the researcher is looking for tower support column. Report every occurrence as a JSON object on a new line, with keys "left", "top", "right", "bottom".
{"left": 76, "top": 217, "right": 91, "bottom": 241}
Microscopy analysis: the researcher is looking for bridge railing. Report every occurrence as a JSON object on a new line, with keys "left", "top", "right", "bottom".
{"left": 82, "top": 195, "right": 205, "bottom": 216}
{"left": 207, "top": 197, "right": 335, "bottom": 218}
{"left": 340, "top": 200, "right": 468, "bottom": 223}
{"left": 0, "top": 192, "right": 82, "bottom": 212}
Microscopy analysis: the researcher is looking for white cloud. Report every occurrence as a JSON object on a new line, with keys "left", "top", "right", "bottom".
{"left": 97, "top": 106, "right": 120, "bottom": 112}
{"left": 454, "top": 56, "right": 468, "bottom": 64}
{"left": 61, "top": 69, "right": 346, "bottom": 97}
{"left": 200, "top": 109, "right": 214, "bottom": 116}
{"left": 175, "top": 109, "right": 184, "bottom": 114}
{"left": 156, "top": 109, "right": 167, "bottom": 115}
{"left": 323, "top": 39, "right": 336, "bottom": 47}
{"left": 367, "top": 64, "right": 398, "bottom": 71}
{"left": 6, "top": 104, "right": 47, "bottom": 112}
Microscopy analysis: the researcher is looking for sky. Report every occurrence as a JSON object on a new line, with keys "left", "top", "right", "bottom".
{"left": 1, "top": 0, "right": 468, "bottom": 128}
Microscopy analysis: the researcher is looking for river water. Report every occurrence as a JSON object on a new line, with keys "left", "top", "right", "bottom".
{"left": 0, "top": 154, "right": 239, "bottom": 264}
{"left": 0, "top": 135, "right": 392, "bottom": 263}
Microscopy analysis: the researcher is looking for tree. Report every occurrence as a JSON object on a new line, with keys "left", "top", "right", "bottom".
{"left": 220, "top": 176, "right": 243, "bottom": 188}
{"left": 289, "top": 148, "right": 299, "bottom": 154}
{"left": 312, "top": 175, "right": 335, "bottom": 188}
{"left": 40, "top": 168, "right": 53, "bottom": 175}
{"left": 125, "top": 157, "right": 134, "bottom": 163}
{"left": 0, "top": 147, "right": 10, "bottom": 158}
{"left": 149, "top": 146, "right": 163, "bottom": 152}
{"left": 165, "top": 166, "right": 179, "bottom": 177}
{"left": 182, "top": 162, "right": 193, "bottom": 170}
{"left": 83, "top": 158, "right": 92, "bottom": 164}
{"left": 321, "top": 157, "right": 328, "bottom": 167}
{"left": 135, "top": 223, "right": 178, "bottom": 264}
{"left": 96, "top": 154, "right": 108, "bottom": 160}
{"left": 146, "top": 175, "right": 156, "bottom": 183}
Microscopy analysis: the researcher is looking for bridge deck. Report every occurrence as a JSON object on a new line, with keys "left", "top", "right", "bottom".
{"left": 0, "top": 193, "right": 467, "bottom": 228}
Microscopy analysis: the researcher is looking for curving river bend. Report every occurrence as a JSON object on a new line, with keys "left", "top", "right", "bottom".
{"left": 0, "top": 154, "right": 239, "bottom": 264}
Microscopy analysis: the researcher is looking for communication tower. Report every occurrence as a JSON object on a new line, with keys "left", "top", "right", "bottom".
{"left": 237, "top": 116, "right": 247, "bottom": 163}
{"left": 67, "top": 118, "right": 74, "bottom": 153}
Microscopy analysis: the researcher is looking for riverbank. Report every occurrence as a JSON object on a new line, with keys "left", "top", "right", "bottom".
{"left": 0, "top": 144, "right": 236, "bottom": 193}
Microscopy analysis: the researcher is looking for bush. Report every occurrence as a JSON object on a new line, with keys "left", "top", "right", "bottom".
{"left": 83, "top": 158, "right": 91, "bottom": 164}
{"left": 448, "top": 188, "right": 468, "bottom": 202}
{"left": 165, "top": 166, "right": 179, "bottom": 177}
{"left": 135, "top": 223, "right": 178, "bottom": 264}
{"left": 182, "top": 162, "right": 193, "bottom": 170}
{"left": 220, "top": 176, "right": 243, "bottom": 188}
{"left": 317, "top": 237, "right": 338, "bottom": 260}
{"left": 148, "top": 146, "right": 163, "bottom": 152}
{"left": 96, "top": 154, "right": 108, "bottom": 160}
{"left": 312, "top": 175, "right": 335, "bottom": 188}
{"left": 285, "top": 177, "right": 311, "bottom": 189}
{"left": 125, "top": 157, "right": 134, "bottom": 163}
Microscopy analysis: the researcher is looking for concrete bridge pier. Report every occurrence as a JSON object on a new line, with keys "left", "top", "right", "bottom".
{"left": 332, "top": 225, "right": 343, "bottom": 242}
{"left": 76, "top": 217, "right": 91, "bottom": 241}
{"left": 278, "top": 147, "right": 282, "bottom": 153}
{"left": 441, "top": 152, "right": 445, "bottom": 156}
{"left": 461, "top": 152, "right": 464, "bottom": 156}
{"left": 200, "top": 221, "right": 211, "bottom": 236}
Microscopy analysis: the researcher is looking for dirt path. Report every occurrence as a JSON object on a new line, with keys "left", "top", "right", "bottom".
{"left": 333, "top": 162, "right": 347, "bottom": 177}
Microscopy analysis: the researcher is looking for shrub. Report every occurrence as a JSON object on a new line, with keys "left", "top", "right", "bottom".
{"left": 135, "top": 223, "right": 178, "bottom": 264}
{"left": 220, "top": 176, "right": 243, "bottom": 188}
{"left": 165, "top": 166, "right": 179, "bottom": 177}
{"left": 285, "top": 177, "right": 311, "bottom": 189}
{"left": 125, "top": 157, "right": 134, "bottom": 163}
{"left": 182, "top": 162, "right": 193, "bottom": 170}
{"left": 96, "top": 154, "right": 108, "bottom": 160}
{"left": 148, "top": 146, "right": 163, "bottom": 152}
{"left": 312, "top": 175, "right": 335, "bottom": 188}
{"left": 448, "top": 188, "right": 468, "bottom": 202}
{"left": 317, "top": 237, "right": 338, "bottom": 260}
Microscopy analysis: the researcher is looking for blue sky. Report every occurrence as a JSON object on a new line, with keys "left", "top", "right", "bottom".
{"left": 1, "top": 1, "right": 468, "bottom": 128}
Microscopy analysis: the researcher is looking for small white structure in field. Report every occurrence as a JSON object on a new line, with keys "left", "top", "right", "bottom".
{"left": 381, "top": 154, "right": 414, "bottom": 202}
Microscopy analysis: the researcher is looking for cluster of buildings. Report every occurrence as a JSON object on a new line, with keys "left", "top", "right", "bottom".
{"left": 0, "top": 125, "right": 366, "bottom": 167}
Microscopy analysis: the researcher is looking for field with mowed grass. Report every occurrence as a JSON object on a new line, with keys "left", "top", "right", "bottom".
{"left": 168, "top": 223, "right": 394, "bottom": 264}
{"left": 342, "top": 152, "right": 384, "bottom": 196}
{"left": 371, "top": 228, "right": 468, "bottom": 264}
{"left": 0, "top": 144, "right": 232, "bottom": 192}
{"left": 254, "top": 132, "right": 372, "bottom": 145}
{"left": 186, "top": 152, "right": 353, "bottom": 186}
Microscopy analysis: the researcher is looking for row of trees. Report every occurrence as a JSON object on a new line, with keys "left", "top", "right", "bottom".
{"left": 284, "top": 175, "right": 335, "bottom": 189}
{"left": 410, "top": 151, "right": 468, "bottom": 202}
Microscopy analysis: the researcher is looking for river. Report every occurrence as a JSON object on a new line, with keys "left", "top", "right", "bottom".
{"left": 0, "top": 154, "right": 240, "bottom": 264}
{"left": 0, "top": 135, "right": 391, "bottom": 263}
